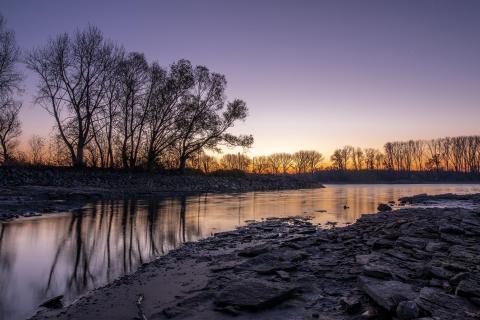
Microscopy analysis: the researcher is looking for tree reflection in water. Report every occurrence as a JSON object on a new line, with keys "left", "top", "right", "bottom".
{"left": 0, "top": 195, "right": 202, "bottom": 320}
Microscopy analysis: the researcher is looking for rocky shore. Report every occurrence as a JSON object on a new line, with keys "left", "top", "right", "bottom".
{"left": 0, "top": 167, "right": 324, "bottom": 221}
{"left": 33, "top": 206, "right": 480, "bottom": 320}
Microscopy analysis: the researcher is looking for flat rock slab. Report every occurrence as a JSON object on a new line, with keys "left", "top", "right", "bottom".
{"left": 215, "top": 279, "right": 298, "bottom": 311}
{"left": 358, "top": 276, "right": 417, "bottom": 311}
{"left": 416, "top": 287, "right": 480, "bottom": 319}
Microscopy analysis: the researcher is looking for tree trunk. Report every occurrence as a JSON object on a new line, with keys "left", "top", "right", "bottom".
{"left": 178, "top": 155, "right": 188, "bottom": 172}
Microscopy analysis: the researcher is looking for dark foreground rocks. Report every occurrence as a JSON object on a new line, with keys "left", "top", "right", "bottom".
{"left": 0, "top": 166, "right": 323, "bottom": 221}
{"left": 33, "top": 207, "right": 480, "bottom": 320}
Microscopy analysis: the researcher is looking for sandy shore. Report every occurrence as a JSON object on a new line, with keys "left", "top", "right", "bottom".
{"left": 31, "top": 200, "right": 480, "bottom": 320}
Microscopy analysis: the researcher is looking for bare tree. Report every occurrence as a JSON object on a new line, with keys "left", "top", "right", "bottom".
{"left": 252, "top": 156, "right": 270, "bottom": 174}
{"left": 351, "top": 147, "right": 364, "bottom": 170}
{"left": 174, "top": 65, "right": 253, "bottom": 171}
{"left": 0, "top": 15, "right": 22, "bottom": 164}
{"left": 144, "top": 60, "right": 194, "bottom": 169}
{"left": 28, "top": 134, "right": 46, "bottom": 164}
{"left": 277, "top": 153, "right": 293, "bottom": 174}
{"left": 268, "top": 153, "right": 283, "bottom": 174}
{"left": 0, "top": 99, "right": 21, "bottom": 163}
{"left": 113, "top": 52, "right": 150, "bottom": 168}
{"left": 220, "top": 153, "right": 251, "bottom": 171}
{"left": 26, "top": 25, "right": 118, "bottom": 167}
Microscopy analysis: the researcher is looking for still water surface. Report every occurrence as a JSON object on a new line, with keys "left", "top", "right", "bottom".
{"left": 1, "top": 184, "right": 480, "bottom": 320}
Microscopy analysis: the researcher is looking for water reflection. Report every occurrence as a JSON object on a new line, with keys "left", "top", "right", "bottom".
{"left": 1, "top": 184, "right": 480, "bottom": 320}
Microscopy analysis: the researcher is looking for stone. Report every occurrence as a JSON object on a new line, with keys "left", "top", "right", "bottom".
{"left": 430, "top": 266, "right": 454, "bottom": 279}
{"left": 372, "top": 238, "right": 395, "bottom": 249}
{"left": 439, "top": 224, "right": 465, "bottom": 235}
{"left": 377, "top": 203, "right": 392, "bottom": 212}
{"left": 362, "top": 264, "right": 392, "bottom": 280}
{"left": 215, "top": 279, "right": 298, "bottom": 311}
{"left": 358, "top": 276, "right": 417, "bottom": 311}
{"left": 456, "top": 279, "right": 480, "bottom": 298}
{"left": 276, "top": 270, "right": 291, "bottom": 281}
{"left": 340, "top": 296, "right": 362, "bottom": 314}
{"left": 416, "top": 287, "right": 479, "bottom": 319}
{"left": 425, "top": 241, "right": 446, "bottom": 252}
{"left": 396, "top": 237, "right": 426, "bottom": 250}
{"left": 450, "top": 272, "right": 470, "bottom": 286}
{"left": 396, "top": 300, "right": 419, "bottom": 320}
{"left": 238, "top": 244, "right": 270, "bottom": 257}
{"left": 356, "top": 254, "right": 378, "bottom": 265}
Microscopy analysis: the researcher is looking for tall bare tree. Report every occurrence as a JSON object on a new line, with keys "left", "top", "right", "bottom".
{"left": 174, "top": 65, "right": 253, "bottom": 171}
{"left": 144, "top": 60, "right": 194, "bottom": 169}
{"left": 26, "top": 25, "right": 118, "bottom": 167}
{"left": 0, "top": 16, "right": 22, "bottom": 164}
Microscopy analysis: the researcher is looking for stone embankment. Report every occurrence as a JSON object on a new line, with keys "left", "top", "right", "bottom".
{"left": 34, "top": 206, "right": 480, "bottom": 320}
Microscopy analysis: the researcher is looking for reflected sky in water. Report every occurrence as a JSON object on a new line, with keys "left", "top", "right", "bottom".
{"left": 1, "top": 184, "right": 480, "bottom": 320}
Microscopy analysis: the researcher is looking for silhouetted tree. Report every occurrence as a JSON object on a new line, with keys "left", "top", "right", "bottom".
{"left": 26, "top": 25, "right": 119, "bottom": 167}
{"left": 174, "top": 65, "right": 253, "bottom": 171}
{"left": 144, "top": 60, "right": 194, "bottom": 169}
{"left": 0, "top": 15, "right": 22, "bottom": 164}
{"left": 28, "top": 134, "right": 46, "bottom": 164}
{"left": 252, "top": 156, "right": 270, "bottom": 173}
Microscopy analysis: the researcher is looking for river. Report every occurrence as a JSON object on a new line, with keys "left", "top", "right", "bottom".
{"left": 1, "top": 184, "right": 479, "bottom": 320}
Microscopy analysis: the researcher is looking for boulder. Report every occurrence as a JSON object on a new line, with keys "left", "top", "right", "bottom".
{"left": 358, "top": 276, "right": 417, "bottom": 311}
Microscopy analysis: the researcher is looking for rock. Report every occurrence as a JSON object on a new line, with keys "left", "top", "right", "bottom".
{"left": 215, "top": 279, "right": 298, "bottom": 311}
{"left": 358, "top": 276, "right": 417, "bottom": 311}
{"left": 439, "top": 224, "right": 465, "bottom": 235}
{"left": 340, "top": 296, "right": 362, "bottom": 314}
{"left": 372, "top": 238, "right": 395, "bottom": 249}
{"left": 39, "top": 295, "right": 64, "bottom": 309}
{"left": 276, "top": 270, "right": 290, "bottom": 281}
{"left": 416, "top": 287, "right": 479, "bottom": 319}
{"left": 396, "top": 236, "right": 426, "bottom": 250}
{"left": 430, "top": 266, "right": 454, "bottom": 280}
{"left": 251, "top": 261, "right": 297, "bottom": 274}
{"left": 363, "top": 264, "right": 392, "bottom": 280}
{"left": 450, "top": 272, "right": 470, "bottom": 286}
{"left": 456, "top": 279, "right": 480, "bottom": 298}
{"left": 396, "top": 300, "right": 419, "bottom": 320}
{"left": 356, "top": 254, "right": 378, "bottom": 265}
{"left": 425, "top": 241, "right": 447, "bottom": 252}
{"left": 377, "top": 203, "right": 392, "bottom": 212}
{"left": 238, "top": 244, "right": 270, "bottom": 257}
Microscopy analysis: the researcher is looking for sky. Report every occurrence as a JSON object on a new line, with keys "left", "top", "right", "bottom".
{"left": 2, "top": 0, "right": 480, "bottom": 157}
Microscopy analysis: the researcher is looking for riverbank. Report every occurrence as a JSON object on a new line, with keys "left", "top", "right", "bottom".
{"left": 32, "top": 205, "right": 480, "bottom": 320}
{"left": 0, "top": 167, "right": 324, "bottom": 221}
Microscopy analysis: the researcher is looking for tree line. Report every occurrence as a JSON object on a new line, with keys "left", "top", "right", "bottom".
{"left": 0, "top": 18, "right": 252, "bottom": 170}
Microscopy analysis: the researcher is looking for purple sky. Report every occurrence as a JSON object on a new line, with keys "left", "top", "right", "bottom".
{"left": 2, "top": 0, "right": 480, "bottom": 156}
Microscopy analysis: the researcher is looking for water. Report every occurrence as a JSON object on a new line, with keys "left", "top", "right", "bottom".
{"left": 1, "top": 184, "right": 480, "bottom": 320}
